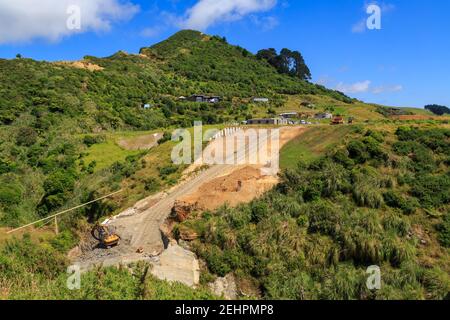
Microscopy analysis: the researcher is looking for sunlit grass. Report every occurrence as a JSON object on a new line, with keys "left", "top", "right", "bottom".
{"left": 82, "top": 139, "right": 142, "bottom": 172}
{"left": 280, "top": 125, "right": 353, "bottom": 169}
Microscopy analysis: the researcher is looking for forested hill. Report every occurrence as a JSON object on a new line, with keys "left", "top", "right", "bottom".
{"left": 0, "top": 30, "right": 350, "bottom": 132}
{"left": 141, "top": 30, "right": 343, "bottom": 100}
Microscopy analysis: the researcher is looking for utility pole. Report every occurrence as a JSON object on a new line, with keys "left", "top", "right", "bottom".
{"left": 54, "top": 216, "right": 59, "bottom": 235}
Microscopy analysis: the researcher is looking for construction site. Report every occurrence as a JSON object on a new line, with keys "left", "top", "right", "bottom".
{"left": 6, "top": 126, "right": 307, "bottom": 291}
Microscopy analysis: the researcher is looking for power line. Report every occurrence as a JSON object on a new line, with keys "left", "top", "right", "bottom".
{"left": 7, "top": 189, "right": 124, "bottom": 234}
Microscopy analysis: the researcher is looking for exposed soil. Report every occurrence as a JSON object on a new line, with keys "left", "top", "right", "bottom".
{"left": 74, "top": 126, "right": 308, "bottom": 287}
{"left": 117, "top": 133, "right": 163, "bottom": 151}
{"left": 54, "top": 60, "right": 104, "bottom": 72}
{"left": 175, "top": 126, "right": 307, "bottom": 214}
{"left": 176, "top": 166, "right": 278, "bottom": 213}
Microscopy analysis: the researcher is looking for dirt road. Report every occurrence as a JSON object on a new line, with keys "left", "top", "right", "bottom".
{"left": 76, "top": 126, "right": 307, "bottom": 282}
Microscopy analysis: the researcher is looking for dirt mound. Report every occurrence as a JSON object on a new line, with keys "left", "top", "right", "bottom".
{"left": 174, "top": 166, "right": 278, "bottom": 216}
{"left": 55, "top": 60, "right": 104, "bottom": 72}
{"left": 173, "top": 127, "right": 307, "bottom": 218}
{"left": 172, "top": 201, "right": 200, "bottom": 222}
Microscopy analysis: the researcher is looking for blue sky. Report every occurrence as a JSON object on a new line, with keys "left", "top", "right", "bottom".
{"left": 0, "top": 0, "right": 448, "bottom": 108}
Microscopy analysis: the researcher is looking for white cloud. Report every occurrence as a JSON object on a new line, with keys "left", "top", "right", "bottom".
{"left": 372, "top": 84, "right": 403, "bottom": 94}
{"left": 336, "top": 80, "right": 403, "bottom": 95}
{"left": 140, "top": 26, "right": 163, "bottom": 38}
{"left": 315, "top": 75, "right": 334, "bottom": 86}
{"left": 180, "top": 0, "right": 278, "bottom": 30}
{"left": 336, "top": 80, "right": 371, "bottom": 94}
{"left": 250, "top": 15, "right": 279, "bottom": 31}
{"left": 0, "top": 0, "right": 139, "bottom": 44}
{"left": 352, "top": 19, "right": 367, "bottom": 33}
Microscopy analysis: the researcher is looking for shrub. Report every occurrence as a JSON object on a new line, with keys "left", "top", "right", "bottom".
{"left": 1, "top": 234, "right": 67, "bottom": 279}
{"left": 226, "top": 206, "right": 252, "bottom": 229}
{"left": 382, "top": 212, "right": 410, "bottom": 236}
{"left": 157, "top": 132, "right": 172, "bottom": 145}
{"left": 83, "top": 135, "right": 105, "bottom": 147}
{"left": 437, "top": 214, "right": 450, "bottom": 247}
{"left": 143, "top": 177, "right": 161, "bottom": 192}
{"left": 347, "top": 140, "right": 369, "bottom": 164}
{"left": 411, "top": 174, "right": 450, "bottom": 208}
{"left": 363, "top": 137, "right": 388, "bottom": 163}
{"left": 50, "top": 230, "right": 78, "bottom": 253}
{"left": 319, "top": 161, "right": 351, "bottom": 197}
{"left": 38, "top": 170, "right": 76, "bottom": 214}
{"left": 383, "top": 191, "right": 418, "bottom": 215}
{"left": 250, "top": 201, "right": 269, "bottom": 223}
{"left": 306, "top": 201, "right": 343, "bottom": 237}
{"left": 353, "top": 184, "right": 383, "bottom": 209}
{"left": 0, "top": 158, "right": 17, "bottom": 174}
{"left": 421, "top": 267, "right": 450, "bottom": 300}
{"left": 0, "top": 181, "right": 24, "bottom": 207}
{"left": 332, "top": 149, "right": 354, "bottom": 168}
{"left": 204, "top": 246, "right": 232, "bottom": 277}
{"left": 365, "top": 130, "right": 384, "bottom": 143}
{"left": 16, "top": 127, "right": 38, "bottom": 146}
{"left": 158, "top": 165, "right": 178, "bottom": 179}
{"left": 352, "top": 170, "right": 383, "bottom": 209}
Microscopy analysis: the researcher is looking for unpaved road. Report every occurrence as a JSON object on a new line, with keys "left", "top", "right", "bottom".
{"left": 76, "top": 127, "right": 307, "bottom": 277}
{"left": 76, "top": 163, "right": 236, "bottom": 269}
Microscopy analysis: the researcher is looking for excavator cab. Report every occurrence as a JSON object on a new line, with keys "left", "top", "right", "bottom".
{"left": 91, "top": 223, "right": 120, "bottom": 248}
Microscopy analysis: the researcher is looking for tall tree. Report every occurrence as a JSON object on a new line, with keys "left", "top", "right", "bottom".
{"left": 425, "top": 104, "right": 450, "bottom": 116}
{"left": 257, "top": 48, "right": 311, "bottom": 80}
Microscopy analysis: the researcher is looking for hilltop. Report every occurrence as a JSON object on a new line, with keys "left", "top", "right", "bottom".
{"left": 141, "top": 30, "right": 349, "bottom": 100}
{"left": 0, "top": 30, "right": 436, "bottom": 131}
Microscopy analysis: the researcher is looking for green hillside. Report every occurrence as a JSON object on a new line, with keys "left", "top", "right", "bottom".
{"left": 179, "top": 125, "right": 450, "bottom": 300}
{"left": 144, "top": 30, "right": 351, "bottom": 101}
{"left": 0, "top": 30, "right": 449, "bottom": 300}
{"left": 0, "top": 29, "right": 369, "bottom": 229}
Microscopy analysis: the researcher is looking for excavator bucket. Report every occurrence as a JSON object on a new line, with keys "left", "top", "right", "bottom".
{"left": 91, "top": 223, "right": 120, "bottom": 248}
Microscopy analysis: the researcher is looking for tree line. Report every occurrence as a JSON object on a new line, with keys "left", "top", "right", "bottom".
{"left": 425, "top": 104, "right": 450, "bottom": 116}
{"left": 256, "top": 48, "right": 312, "bottom": 81}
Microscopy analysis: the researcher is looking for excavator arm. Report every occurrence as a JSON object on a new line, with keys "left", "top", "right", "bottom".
{"left": 91, "top": 223, "right": 120, "bottom": 248}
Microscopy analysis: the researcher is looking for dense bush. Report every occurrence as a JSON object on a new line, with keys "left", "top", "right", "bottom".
{"left": 38, "top": 170, "right": 76, "bottom": 215}
{"left": 180, "top": 126, "right": 450, "bottom": 300}
{"left": 0, "top": 235, "right": 216, "bottom": 300}
{"left": 16, "top": 127, "right": 38, "bottom": 146}
{"left": 83, "top": 135, "right": 106, "bottom": 147}
{"left": 437, "top": 213, "right": 450, "bottom": 247}
{"left": 411, "top": 174, "right": 450, "bottom": 208}
{"left": 383, "top": 191, "right": 418, "bottom": 215}
{"left": 425, "top": 104, "right": 450, "bottom": 116}
{"left": 347, "top": 140, "right": 369, "bottom": 164}
{"left": 0, "top": 180, "right": 24, "bottom": 207}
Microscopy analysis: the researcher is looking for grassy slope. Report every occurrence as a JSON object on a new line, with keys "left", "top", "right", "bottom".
{"left": 81, "top": 139, "right": 142, "bottom": 172}
{"left": 280, "top": 125, "right": 354, "bottom": 169}
{"left": 181, "top": 123, "right": 450, "bottom": 300}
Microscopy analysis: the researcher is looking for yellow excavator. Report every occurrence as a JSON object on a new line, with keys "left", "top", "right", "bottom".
{"left": 91, "top": 223, "right": 120, "bottom": 248}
